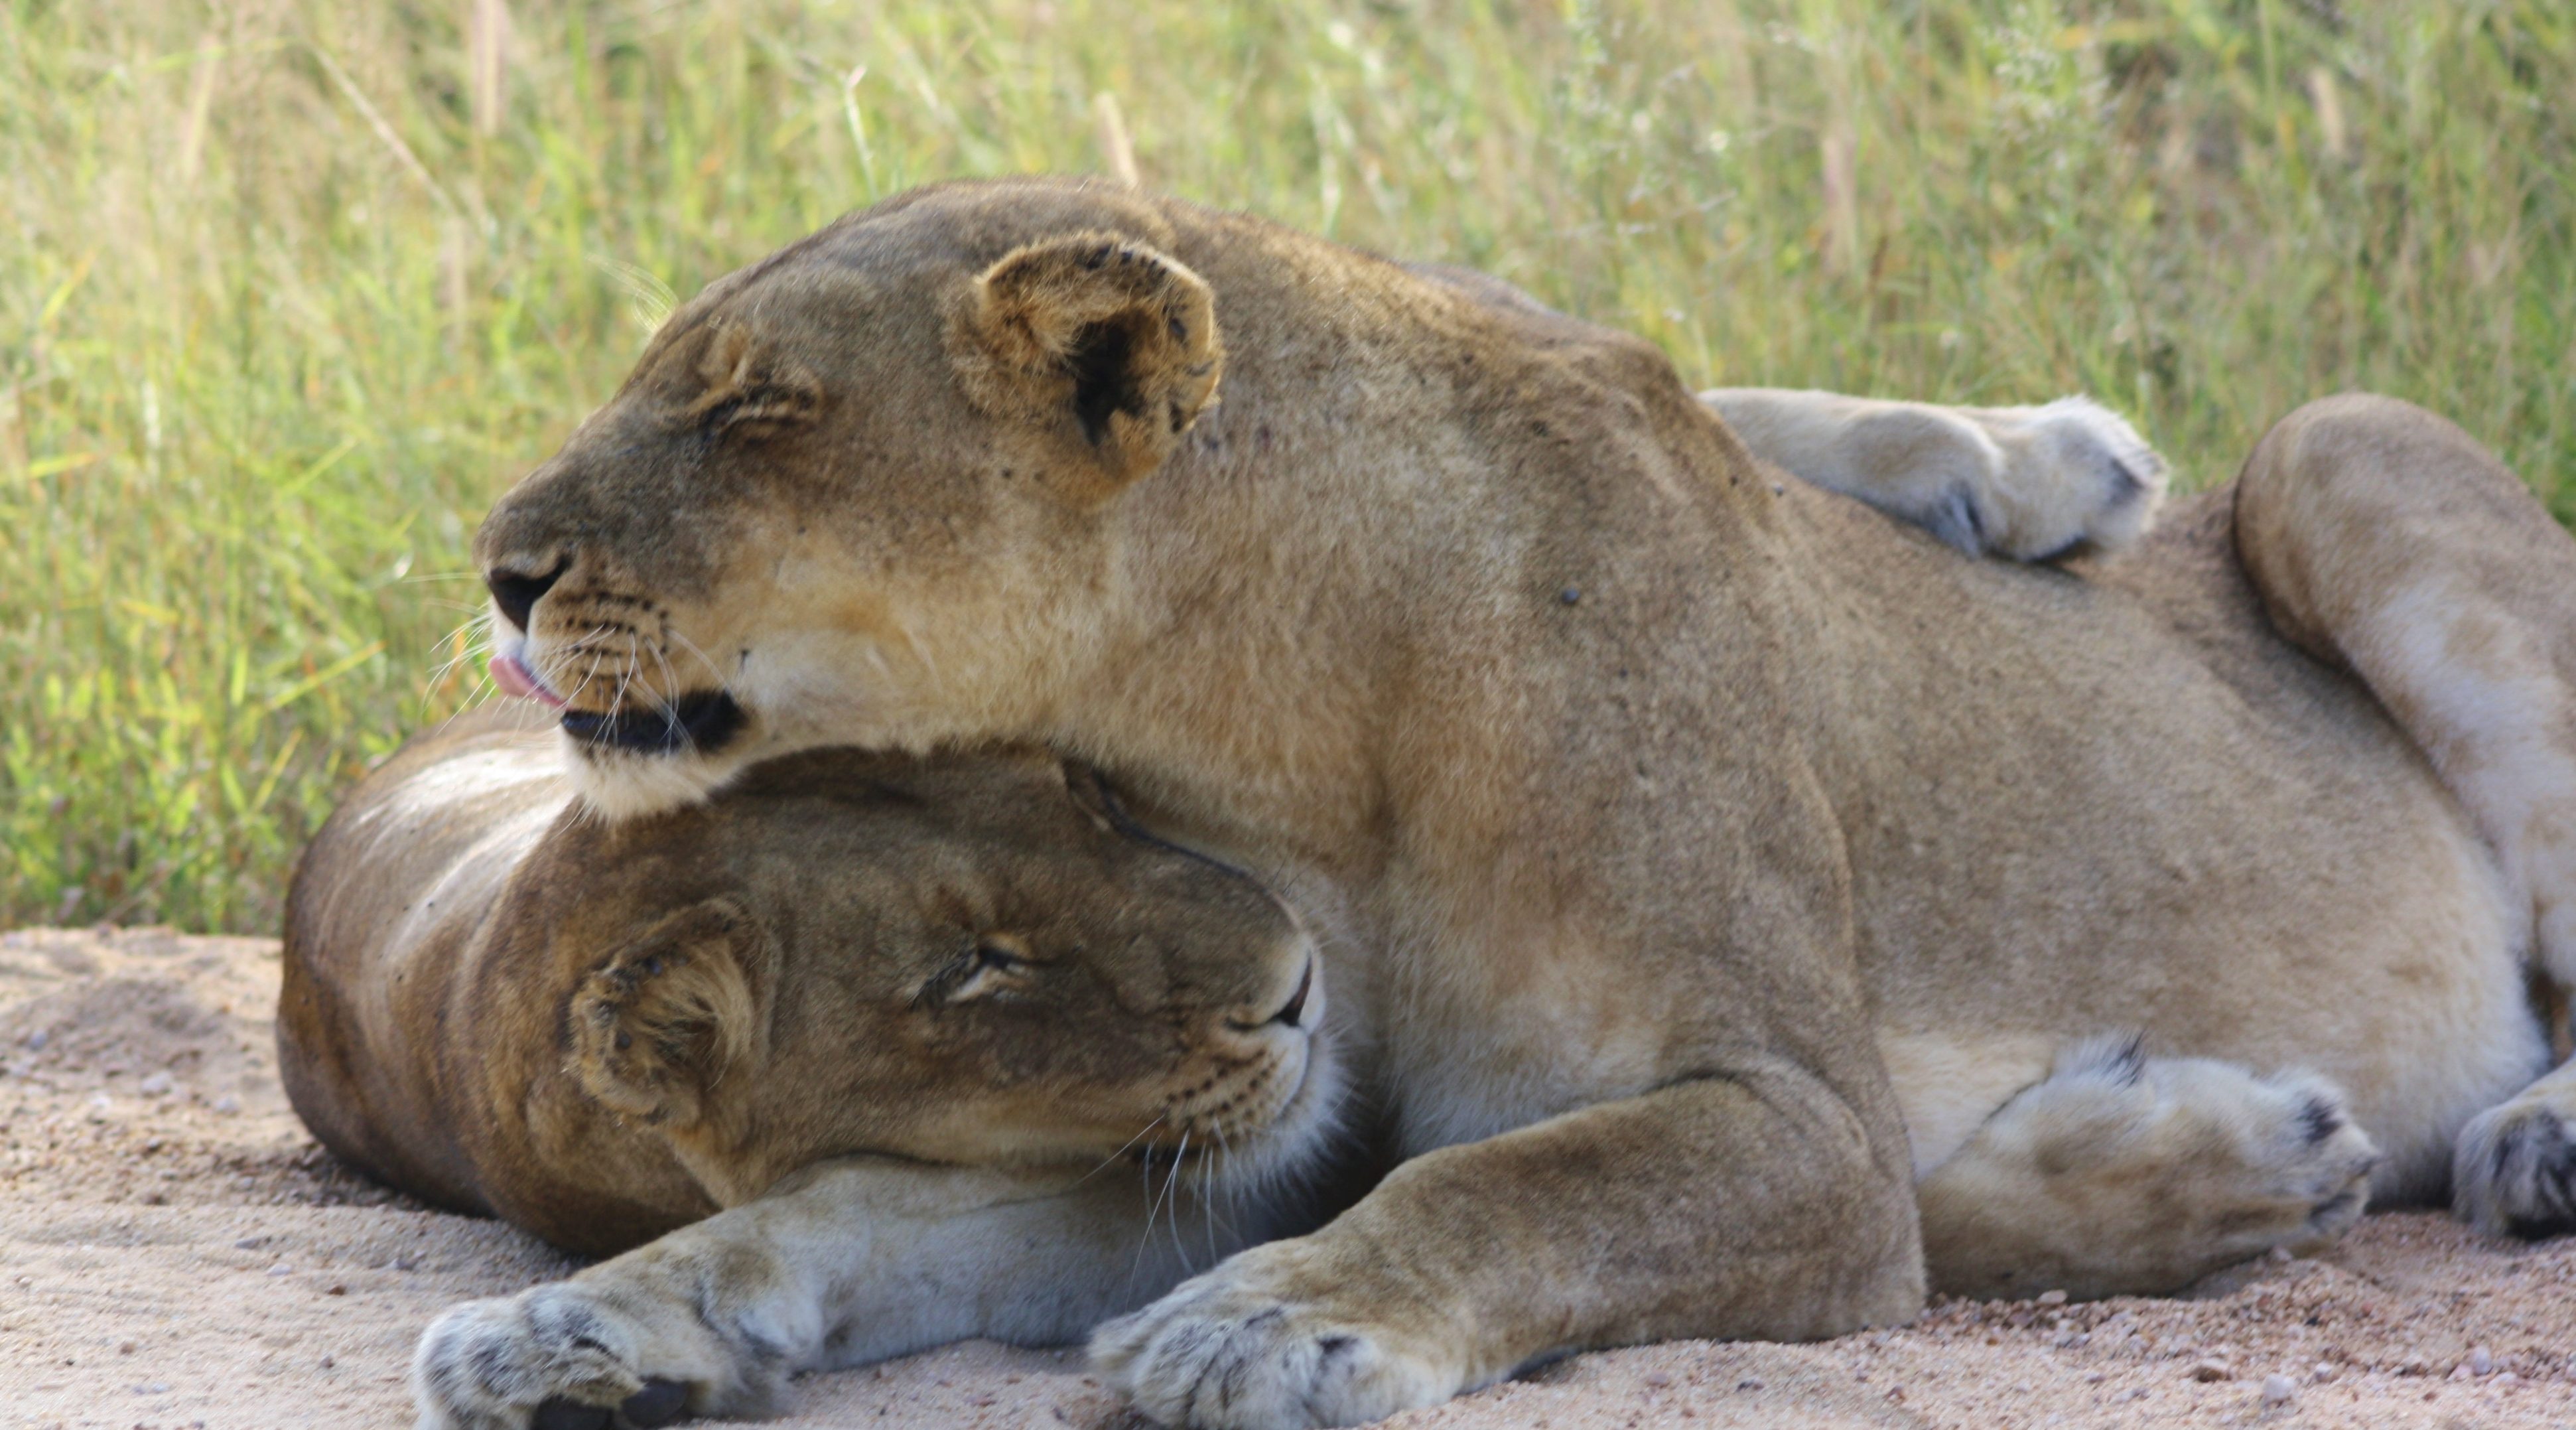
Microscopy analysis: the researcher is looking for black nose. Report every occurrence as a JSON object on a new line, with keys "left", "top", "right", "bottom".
{"left": 486, "top": 561, "right": 565, "bottom": 633}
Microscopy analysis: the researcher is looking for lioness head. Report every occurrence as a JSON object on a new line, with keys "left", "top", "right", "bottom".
{"left": 505, "top": 744, "right": 1332, "bottom": 1204}
{"left": 475, "top": 179, "right": 1230, "bottom": 816}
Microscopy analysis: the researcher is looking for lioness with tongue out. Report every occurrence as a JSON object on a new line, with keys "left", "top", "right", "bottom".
{"left": 415, "top": 175, "right": 2576, "bottom": 1429}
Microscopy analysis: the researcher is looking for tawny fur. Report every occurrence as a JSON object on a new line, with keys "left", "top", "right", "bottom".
{"left": 306, "top": 709, "right": 2379, "bottom": 1430}
{"left": 443, "top": 179, "right": 2576, "bottom": 1429}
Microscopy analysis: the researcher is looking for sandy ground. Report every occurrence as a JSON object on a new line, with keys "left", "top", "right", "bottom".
{"left": 6, "top": 928, "right": 2576, "bottom": 1430}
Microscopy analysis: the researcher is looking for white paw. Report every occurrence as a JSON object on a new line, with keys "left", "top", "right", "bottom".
{"left": 412, "top": 1283, "right": 759, "bottom": 1430}
{"left": 2084, "top": 1041, "right": 2379, "bottom": 1251}
{"left": 1967, "top": 396, "right": 2169, "bottom": 561}
{"left": 1092, "top": 1247, "right": 1457, "bottom": 1429}
{"left": 2454, "top": 1090, "right": 2576, "bottom": 1238}
{"left": 1696, "top": 388, "right": 2167, "bottom": 563}
{"left": 1925, "top": 1040, "right": 2380, "bottom": 1299}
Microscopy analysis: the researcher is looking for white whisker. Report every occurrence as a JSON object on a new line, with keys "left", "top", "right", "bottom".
{"left": 664, "top": 626, "right": 734, "bottom": 693}
{"left": 1075, "top": 1113, "right": 1166, "bottom": 1188}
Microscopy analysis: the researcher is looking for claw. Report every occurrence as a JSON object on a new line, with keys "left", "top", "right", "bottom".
{"left": 532, "top": 1401, "right": 613, "bottom": 1430}
{"left": 622, "top": 1379, "right": 689, "bottom": 1428}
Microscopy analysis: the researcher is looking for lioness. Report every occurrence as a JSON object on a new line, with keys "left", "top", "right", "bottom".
{"left": 312, "top": 703, "right": 2376, "bottom": 1430}
{"left": 450, "top": 178, "right": 2576, "bottom": 1429}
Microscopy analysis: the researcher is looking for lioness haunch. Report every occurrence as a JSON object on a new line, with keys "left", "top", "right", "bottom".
{"left": 313, "top": 708, "right": 2415, "bottom": 1430}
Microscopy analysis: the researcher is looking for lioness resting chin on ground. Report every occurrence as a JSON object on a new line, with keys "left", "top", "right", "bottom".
{"left": 446, "top": 178, "right": 2576, "bottom": 1429}
{"left": 298, "top": 702, "right": 2384, "bottom": 1430}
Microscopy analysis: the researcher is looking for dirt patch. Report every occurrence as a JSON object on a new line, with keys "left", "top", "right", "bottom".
{"left": 5, "top": 926, "right": 2574, "bottom": 1429}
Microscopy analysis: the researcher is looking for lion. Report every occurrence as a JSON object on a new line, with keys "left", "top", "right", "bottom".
{"left": 435, "top": 177, "right": 2576, "bottom": 1429}
{"left": 277, "top": 703, "right": 1335, "bottom": 1261}
{"left": 307, "top": 703, "right": 2375, "bottom": 1430}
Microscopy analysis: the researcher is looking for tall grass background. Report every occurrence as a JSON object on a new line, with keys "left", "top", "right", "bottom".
{"left": 3, "top": 0, "right": 2570, "bottom": 932}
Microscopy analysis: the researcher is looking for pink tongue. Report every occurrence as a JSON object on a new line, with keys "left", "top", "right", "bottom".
{"left": 491, "top": 652, "right": 567, "bottom": 709}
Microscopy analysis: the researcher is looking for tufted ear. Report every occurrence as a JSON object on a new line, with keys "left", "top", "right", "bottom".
{"left": 567, "top": 896, "right": 776, "bottom": 1129}
{"left": 949, "top": 230, "right": 1224, "bottom": 485}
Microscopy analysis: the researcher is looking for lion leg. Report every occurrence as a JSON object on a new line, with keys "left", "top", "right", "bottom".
{"left": 1093, "top": 1066, "right": 1922, "bottom": 1430}
{"left": 413, "top": 1159, "right": 1250, "bottom": 1430}
{"left": 2234, "top": 393, "right": 2576, "bottom": 1236}
{"left": 1917, "top": 1039, "right": 2380, "bottom": 1301}
{"left": 1699, "top": 388, "right": 2167, "bottom": 560}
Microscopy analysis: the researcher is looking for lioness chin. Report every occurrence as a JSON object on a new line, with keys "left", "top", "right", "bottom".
{"left": 448, "top": 177, "right": 2576, "bottom": 1428}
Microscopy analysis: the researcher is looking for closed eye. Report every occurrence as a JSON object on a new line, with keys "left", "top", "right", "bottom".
{"left": 973, "top": 942, "right": 1024, "bottom": 973}
{"left": 927, "top": 933, "right": 1038, "bottom": 1006}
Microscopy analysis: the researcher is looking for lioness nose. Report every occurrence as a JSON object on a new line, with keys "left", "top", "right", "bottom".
{"left": 1228, "top": 958, "right": 1315, "bottom": 1033}
{"left": 486, "top": 560, "right": 565, "bottom": 633}
{"left": 1272, "top": 960, "right": 1314, "bottom": 1028}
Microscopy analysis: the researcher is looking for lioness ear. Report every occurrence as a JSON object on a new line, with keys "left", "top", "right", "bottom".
{"left": 949, "top": 231, "right": 1224, "bottom": 484}
{"left": 569, "top": 896, "right": 776, "bottom": 1129}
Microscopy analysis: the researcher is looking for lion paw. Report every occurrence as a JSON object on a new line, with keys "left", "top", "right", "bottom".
{"left": 413, "top": 1283, "right": 768, "bottom": 1430}
{"left": 1955, "top": 397, "right": 2168, "bottom": 562}
{"left": 2454, "top": 1087, "right": 2576, "bottom": 1239}
{"left": 1921, "top": 1041, "right": 2379, "bottom": 1299}
{"left": 1092, "top": 1248, "right": 1456, "bottom": 1430}
{"left": 1697, "top": 389, "right": 2167, "bottom": 564}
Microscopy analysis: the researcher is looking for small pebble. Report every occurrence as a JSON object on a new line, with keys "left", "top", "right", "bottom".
{"left": 138, "top": 1071, "right": 172, "bottom": 1096}
{"left": 2191, "top": 1359, "right": 2236, "bottom": 1382}
{"left": 1643, "top": 1372, "right": 1670, "bottom": 1388}
{"left": 212, "top": 1094, "right": 241, "bottom": 1114}
{"left": 2035, "top": 1289, "right": 2068, "bottom": 1305}
{"left": 2268, "top": 1245, "right": 2295, "bottom": 1263}
{"left": 265, "top": 1262, "right": 292, "bottom": 1277}
{"left": 2467, "top": 1345, "right": 2494, "bottom": 1376}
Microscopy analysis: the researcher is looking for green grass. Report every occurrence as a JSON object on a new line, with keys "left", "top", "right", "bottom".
{"left": 3, "top": 0, "right": 2571, "bottom": 932}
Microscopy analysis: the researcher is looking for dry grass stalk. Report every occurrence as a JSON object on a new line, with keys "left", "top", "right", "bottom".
{"left": 176, "top": 37, "right": 220, "bottom": 183}
{"left": 468, "top": 0, "right": 509, "bottom": 138}
{"left": 1094, "top": 90, "right": 1140, "bottom": 188}
{"left": 1820, "top": 117, "right": 1858, "bottom": 277}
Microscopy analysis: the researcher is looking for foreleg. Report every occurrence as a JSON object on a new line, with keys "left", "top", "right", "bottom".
{"left": 413, "top": 1159, "right": 1256, "bottom": 1429}
{"left": 1093, "top": 1062, "right": 1921, "bottom": 1430}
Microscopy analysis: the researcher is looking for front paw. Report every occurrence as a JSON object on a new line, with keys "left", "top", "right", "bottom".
{"left": 1989, "top": 395, "right": 2167, "bottom": 559}
{"left": 2455, "top": 1092, "right": 2576, "bottom": 1238}
{"left": 1091, "top": 1247, "right": 1458, "bottom": 1429}
{"left": 412, "top": 1283, "right": 756, "bottom": 1430}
